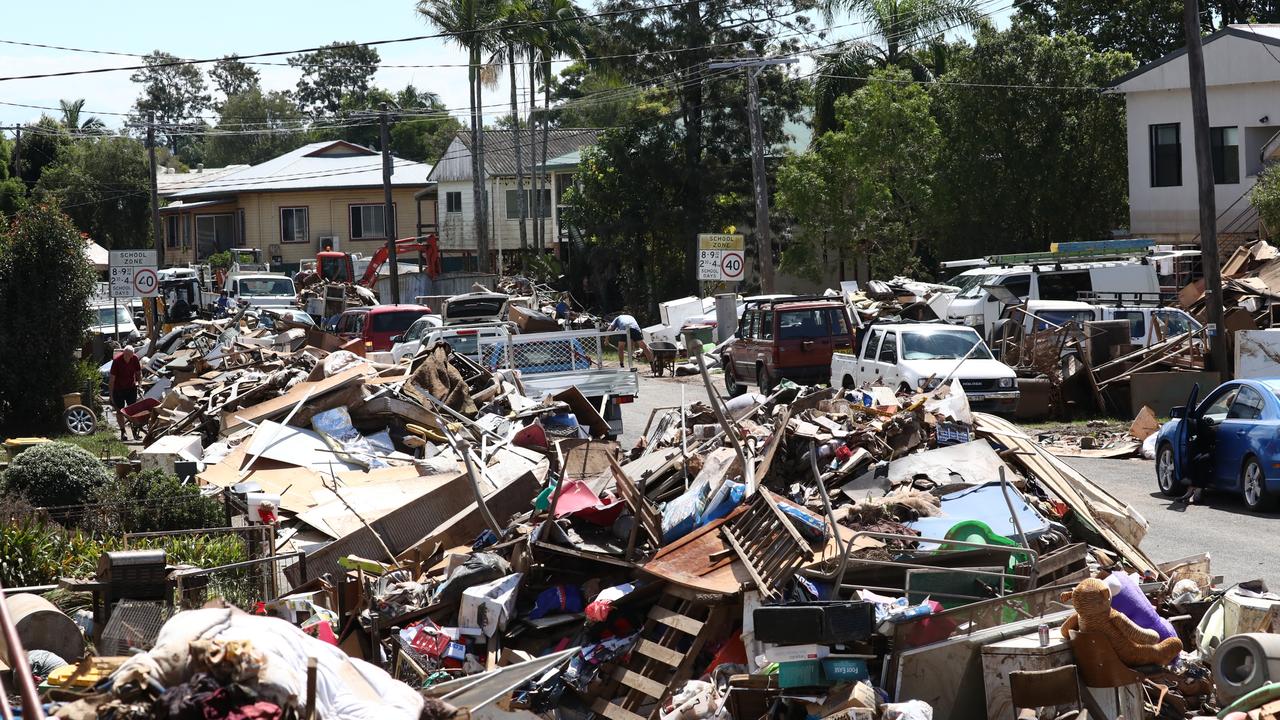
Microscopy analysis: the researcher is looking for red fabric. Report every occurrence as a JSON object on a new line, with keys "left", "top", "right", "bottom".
{"left": 110, "top": 353, "right": 142, "bottom": 390}
{"left": 703, "top": 630, "right": 747, "bottom": 676}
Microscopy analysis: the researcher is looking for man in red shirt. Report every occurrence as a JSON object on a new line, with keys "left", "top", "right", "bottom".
{"left": 109, "top": 346, "right": 142, "bottom": 440}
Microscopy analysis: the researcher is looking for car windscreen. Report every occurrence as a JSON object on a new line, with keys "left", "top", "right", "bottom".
{"left": 778, "top": 309, "right": 835, "bottom": 339}
{"left": 371, "top": 311, "right": 425, "bottom": 333}
{"left": 238, "top": 278, "right": 295, "bottom": 296}
{"left": 1032, "top": 310, "right": 1094, "bottom": 331}
{"left": 320, "top": 257, "right": 350, "bottom": 282}
{"left": 1154, "top": 310, "right": 1201, "bottom": 336}
{"left": 900, "top": 329, "right": 993, "bottom": 360}
{"left": 447, "top": 298, "right": 505, "bottom": 317}
{"left": 95, "top": 307, "right": 132, "bottom": 325}
{"left": 952, "top": 273, "right": 997, "bottom": 299}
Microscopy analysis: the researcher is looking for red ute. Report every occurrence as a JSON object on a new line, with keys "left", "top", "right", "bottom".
{"left": 722, "top": 298, "right": 854, "bottom": 395}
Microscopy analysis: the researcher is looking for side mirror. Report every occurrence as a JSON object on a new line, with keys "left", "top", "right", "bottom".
{"left": 1170, "top": 406, "right": 1185, "bottom": 419}
{"left": 734, "top": 329, "right": 742, "bottom": 339}
{"left": 390, "top": 335, "right": 402, "bottom": 344}
{"left": 986, "top": 294, "right": 998, "bottom": 302}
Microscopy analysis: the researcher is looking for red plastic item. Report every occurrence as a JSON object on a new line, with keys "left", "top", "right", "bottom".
{"left": 703, "top": 630, "right": 747, "bottom": 676}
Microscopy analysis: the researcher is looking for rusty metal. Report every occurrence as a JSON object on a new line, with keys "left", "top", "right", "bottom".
{"left": 0, "top": 581, "right": 47, "bottom": 720}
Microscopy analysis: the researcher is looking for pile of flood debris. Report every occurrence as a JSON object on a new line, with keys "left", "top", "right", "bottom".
{"left": 6, "top": 309, "right": 1266, "bottom": 720}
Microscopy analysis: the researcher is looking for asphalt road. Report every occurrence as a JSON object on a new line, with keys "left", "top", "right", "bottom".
{"left": 621, "top": 372, "right": 1274, "bottom": 588}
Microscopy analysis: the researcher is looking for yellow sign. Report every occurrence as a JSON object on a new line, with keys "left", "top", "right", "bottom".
{"left": 698, "top": 233, "right": 745, "bottom": 251}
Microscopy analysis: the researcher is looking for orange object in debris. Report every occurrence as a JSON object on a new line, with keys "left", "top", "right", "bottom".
{"left": 703, "top": 630, "right": 747, "bottom": 676}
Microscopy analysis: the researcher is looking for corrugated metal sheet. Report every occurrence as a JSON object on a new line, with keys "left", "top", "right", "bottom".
{"left": 173, "top": 141, "right": 432, "bottom": 199}
{"left": 375, "top": 271, "right": 498, "bottom": 301}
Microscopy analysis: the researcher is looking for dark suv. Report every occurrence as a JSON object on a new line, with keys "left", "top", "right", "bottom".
{"left": 722, "top": 297, "right": 855, "bottom": 395}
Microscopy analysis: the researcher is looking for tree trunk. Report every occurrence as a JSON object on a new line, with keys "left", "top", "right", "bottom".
{"left": 510, "top": 46, "right": 528, "bottom": 273}
{"left": 528, "top": 57, "right": 541, "bottom": 252}
{"left": 470, "top": 47, "right": 489, "bottom": 272}
{"left": 678, "top": 2, "right": 708, "bottom": 295}
{"left": 539, "top": 53, "right": 551, "bottom": 255}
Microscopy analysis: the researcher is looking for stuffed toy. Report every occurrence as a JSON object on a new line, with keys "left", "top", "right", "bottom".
{"left": 1060, "top": 577, "right": 1183, "bottom": 667}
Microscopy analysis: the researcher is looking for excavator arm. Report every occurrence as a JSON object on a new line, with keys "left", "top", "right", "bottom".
{"left": 356, "top": 234, "right": 442, "bottom": 287}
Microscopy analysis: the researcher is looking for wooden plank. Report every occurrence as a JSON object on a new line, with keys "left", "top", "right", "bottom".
{"left": 634, "top": 639, "right": 683, "bottom": 667}
{"left": 593, "top": 700, "right": 647, "bottom": 720}
{"left": 616, "top": 668, "right": 667, "bottom": 699}
{"left": 648, "top": 605, "right": 703, "bottom": 635}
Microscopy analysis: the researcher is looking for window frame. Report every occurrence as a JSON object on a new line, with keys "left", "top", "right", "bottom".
{"left": 165, "top": 215, "right": 179, "bottom": 249}
{"left": 279, "top": 206, "right": 310, "bottom": 244}
{"left": 1211, "top": 125, "right": 1241, "bottom": 185}
{"left": 1229, "top": 385, "right": 1266, "bottom": 421}
{"left": 1150, "top": 122, "right": 1182, "bottom": 188}
{"left": 759, "top": 310, "right": 774, "bottom": 340}
{"left": 445, "top": 191, "right": 463, "bottom": 214}
{"left": 878, "top": 331, "right": 898, "bottom": 364}
{"left": 349, "top": 203, "right": 396, "bottom": 241}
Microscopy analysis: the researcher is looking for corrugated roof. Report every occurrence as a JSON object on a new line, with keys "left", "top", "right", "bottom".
{"left": 171, "top": 140, "right": 433, "bottom": 199}
{"left": 459, "top": 128, "right": 600, "bottom": 177}
{"left": 156, "top": 165, "right": 249, "bottom": 196}
{"left": 536, "top": 149, "right": 583, "bottom": 172}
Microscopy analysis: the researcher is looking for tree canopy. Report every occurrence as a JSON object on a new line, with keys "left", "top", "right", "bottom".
{"left": 288, "top": 42, "right": 382, "bottom": 115}
{"left": 129, "top": 51, "right": 213, "bottom": 156}
{"left": 34, "top": 136, "right": 154, "bottom": 250}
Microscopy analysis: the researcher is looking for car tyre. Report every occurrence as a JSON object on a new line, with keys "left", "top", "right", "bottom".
{"left": 757, "top": 366, "right": 773, "bottom": 395}
{"left": 63, "top": 405, "right": 97, "bottom": 436}
{"left": 1242, "top": 456, "right": 1275, "bottom": 512}
{"left": 1155, "top": 442, "right": 1181, "bottom": 497}
{"left": 724, "top": 361, "right": 746, "bottom": 397}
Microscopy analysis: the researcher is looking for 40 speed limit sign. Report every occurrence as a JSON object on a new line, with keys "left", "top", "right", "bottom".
{"left": 697, "top": 233, "right": 745, "bottom": 282}
{"left": 109, "top": 249, "right": 159, "bottom": 299}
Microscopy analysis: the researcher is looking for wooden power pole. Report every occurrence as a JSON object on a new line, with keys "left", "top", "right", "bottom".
{"left": 379, "top": 103, "right": 401, "bottom": 305}
{"left": 147, "top": 114, "right": 163, "bottom": 345}
{"left": 708, "top": 57, "right": 796, "bottom": 294}
{"left": 1184, "top": 0, "right": 1230, "bottom": 376}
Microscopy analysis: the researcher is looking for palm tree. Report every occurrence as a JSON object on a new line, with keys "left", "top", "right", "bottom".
{"left": 814, "top": 0, "right": 983, "bottom": 134}
{"left": 492, "top": 1, "right": 541, "bottom": 272}
{"left": 418, "top": 0, "right": 504, "bottom": 271}
{"left": 530, "top": 0, "right": 586, "bottom": 252}
{"left": 58, "top": 98, "right": 106, "bottom": 134}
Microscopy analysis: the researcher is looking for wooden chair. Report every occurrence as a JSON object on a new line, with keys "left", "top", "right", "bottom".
{"left": 1009, "top": 665, "right": 1084, "bottom": 719}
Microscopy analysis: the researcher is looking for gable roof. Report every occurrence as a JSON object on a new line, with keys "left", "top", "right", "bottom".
{"left": 1110, "top": 24, "right": 1280, "bottom": 91}
{"left": 432, "top": 128, "right": 601, "bottom": 181}
{"left": 156, "top": 164, "right": 249, "bottom": 196}
{"left": 171, "top": 140, "right": 433, "bottom": 199}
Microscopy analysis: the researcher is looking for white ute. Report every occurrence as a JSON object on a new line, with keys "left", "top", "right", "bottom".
{"left": 831, "top": 323, "right": 1019, "bottom": 414}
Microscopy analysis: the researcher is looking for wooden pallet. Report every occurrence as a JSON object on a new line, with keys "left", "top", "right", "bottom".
{"left": 593, "top": 593, "right": 727, "bottom": 720}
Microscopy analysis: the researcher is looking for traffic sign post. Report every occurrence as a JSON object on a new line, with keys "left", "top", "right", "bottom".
{"left": 696, "top": 233, "right": 746, "bottom": 282}
{"left": 109, "top": 250, "right": 158, "bottom": 299}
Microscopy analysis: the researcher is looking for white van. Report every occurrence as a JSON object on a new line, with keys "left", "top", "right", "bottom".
{"left": 945, "top": 260, "right": 1159, "bottom": 335}
{"left": 224, "top": 272, "right": 297, "bottom": 310}
{"left": 1016, "top": 300, "right": 1202, "bottom": 348}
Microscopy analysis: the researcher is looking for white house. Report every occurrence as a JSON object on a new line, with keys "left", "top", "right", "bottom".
{"left": 1110, "top": 24, "right": 1280, "bottom": 247}
{"left": 426, "top": 128, "right": 600, "bottom": 266}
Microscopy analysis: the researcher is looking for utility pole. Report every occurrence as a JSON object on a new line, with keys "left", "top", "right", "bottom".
{"left": 11, "top": 127, "right": 20, "bottom": 183}
{"left": 708, "top": 57, "right": 796, "bottom": 294}
{"left": 380, "top": 103, "right": 400, "bottom": 305}
{"left": 147, "top": 114, "right": 162, "bottom": 346}
{"left": 1184, "top": 0, "right": 1230, "bottom": 376}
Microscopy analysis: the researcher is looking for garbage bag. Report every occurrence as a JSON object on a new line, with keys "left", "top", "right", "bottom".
{"left": 1142, "top": 432, "right": 1158, "bottom": 460}
{"left": 431, "top": 552, "right": 511, "bottom": 605}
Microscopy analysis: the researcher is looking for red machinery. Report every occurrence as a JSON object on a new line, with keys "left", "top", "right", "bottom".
{"left": 316, "top": 234, "right": 442, "bottom": 286}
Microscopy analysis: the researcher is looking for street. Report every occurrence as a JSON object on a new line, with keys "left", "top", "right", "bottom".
{"left": 622, "top": 372, "right": 1275, "bottom": 589}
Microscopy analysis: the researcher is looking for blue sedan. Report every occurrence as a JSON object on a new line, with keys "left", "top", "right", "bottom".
{"left": 1154, "top": 378, "right": 1280, "bottom": 511}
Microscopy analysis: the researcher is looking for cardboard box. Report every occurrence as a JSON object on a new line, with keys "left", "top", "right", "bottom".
{"left": 763, "top": 643, "right": 830, "bottom": 663}
{"left": 459, "top": 572, "right": 522, "bottom": 638}
{"left": 508, "top": 305, "right": 560, "bottom": 333}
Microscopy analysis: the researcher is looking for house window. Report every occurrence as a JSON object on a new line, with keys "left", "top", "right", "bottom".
{"left": 280, "top": 207, "right": 309, "bottom": 243}
{"left": 504, "top": 189, "right": 553, "bottom": 219}
{"left": 1211, "top": 126, "right": 1240, "bottom": 184}
{"left": 1150, "top": 123, "right": 1181, "bottom": 187}
{"left": 195, "top": 214, "right": 236, "bottom": 259}
{"left": 350, "top": 203, "right": 395, "bottom": 240}
{"left": 445, "top": 191, "right": 463, "bottom": 213}
{"left": 165, "top": 216, "right": 179, "bottom": 249}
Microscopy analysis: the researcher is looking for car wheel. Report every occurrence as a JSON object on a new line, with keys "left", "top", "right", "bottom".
{"left": 757, "top": 366, "right": 773, "bottom": 395}
{"left": 724, "top": 362, "right": 745, "bottom": 397}
{"left": 841, "top": 375, "right": 856, "bottom": 391}
{"left": 1242, "top": 456, "right": 1275, "bottom": 511}
{"left": 63, "top": 405, "right": 97, "bottom": 436}
{"left": 1156, "top": 442, "right": 1181, "bottom": 497}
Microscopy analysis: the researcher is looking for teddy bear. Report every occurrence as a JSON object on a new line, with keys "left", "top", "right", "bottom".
{"left": 1059, "top": 577, "right": 1183, "bottom": 667}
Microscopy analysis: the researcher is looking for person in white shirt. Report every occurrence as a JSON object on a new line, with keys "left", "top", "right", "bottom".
{"left": 606, "top": 311, "right": 653, "bottom": 365}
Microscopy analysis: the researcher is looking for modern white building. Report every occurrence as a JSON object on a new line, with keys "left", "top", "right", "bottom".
{"left": 1110, "top": 24, "right": 1280, "bottom": 246}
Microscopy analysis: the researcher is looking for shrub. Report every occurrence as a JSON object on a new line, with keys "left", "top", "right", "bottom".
{"left": 3, "top": 442, "right": 110, "bottom": 509}
{"left": 88, "top": 469, "right": 224, "bottom": 535}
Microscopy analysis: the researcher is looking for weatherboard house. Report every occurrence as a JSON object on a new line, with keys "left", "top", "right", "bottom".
{"left": 158, "top": 140, "right": 435, "bottom": 273}
{"left": 1109, "top": 24, "right": 1280, "bottom": 248}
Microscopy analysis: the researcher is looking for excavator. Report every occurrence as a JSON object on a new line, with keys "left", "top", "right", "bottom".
{"left": 315, "top": 234, "right": 442, "bottom": 287}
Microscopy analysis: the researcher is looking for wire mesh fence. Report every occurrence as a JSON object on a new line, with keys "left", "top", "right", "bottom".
{"left": 475, "top": 329, "right": 627, "bottom": 374}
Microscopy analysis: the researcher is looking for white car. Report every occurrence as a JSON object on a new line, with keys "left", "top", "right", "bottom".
{"left": 88, "top": 304, "right": 140, "bottom": 345}
{"left": 390, "top": 315, "right": 444, "bottom": 363}
{"left": 831, "top": 323, "right": 1019, "bottom": 414}
{"left": 224, "top": 273, "right": 297, "bottom": 310}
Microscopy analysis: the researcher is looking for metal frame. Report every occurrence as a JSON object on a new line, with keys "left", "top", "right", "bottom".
{"left": 0, "top": 581, "right": 45, "bottom": 720}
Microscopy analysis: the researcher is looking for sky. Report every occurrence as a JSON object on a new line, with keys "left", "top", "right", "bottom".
{"left": 0, "top": 0, "right": 1014, "bottom": 132}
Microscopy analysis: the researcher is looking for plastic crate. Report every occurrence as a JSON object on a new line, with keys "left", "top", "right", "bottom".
{"left": 777, "top": 660, "right": 825, "bottom": 688}
{"left": 822, "top": 657, "right": 870, "bottom": 683}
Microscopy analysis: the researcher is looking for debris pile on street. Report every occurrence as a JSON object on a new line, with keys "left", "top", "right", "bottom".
{"left": 10, "top": 300, "right": 1261, "bottom": 720}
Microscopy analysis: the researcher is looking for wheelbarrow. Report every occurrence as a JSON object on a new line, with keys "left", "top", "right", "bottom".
{"left": 649, "top": 341, "right": 679, "bottom": 377}
{"left": 119, "top": 397, "right": 161, "bottom": 440}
